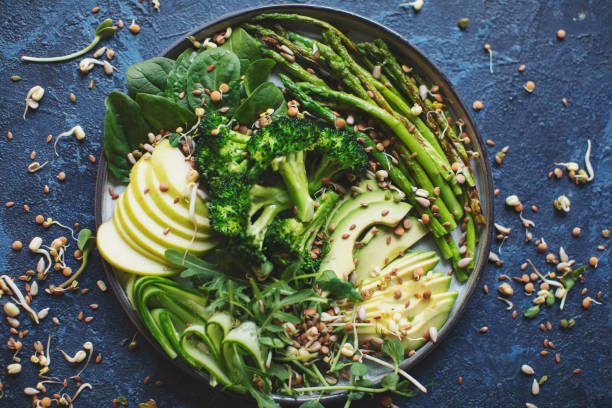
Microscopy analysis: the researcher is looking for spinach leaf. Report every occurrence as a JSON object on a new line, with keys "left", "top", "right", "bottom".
{"left": 244, "top": 58, "right": 276, "bottom": 96}
{"left": 220, "top": 27, "right": 262, "bottom": 73}
{"left": 103, "top": 91, "right": 149, "bottom": 182}
{"left": 186, "top": 48, "right": 241, "bottom": 113}
{"left": 135, "top": 93, "right": 197, "bottom": 132}
{"left": 125, "top": 57, "right": 175, "bottom": 98}
{"left": 165, "top": 48, "right": 194, "bottom": 104}
{"left": 232, "top": 82, "right": 285, "bottom": 125}
{"left": 316, "top": 270, "right": 364, "bottom": 302}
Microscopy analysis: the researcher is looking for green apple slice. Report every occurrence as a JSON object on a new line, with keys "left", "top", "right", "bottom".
{"left": 97, "top": 221, "right": 179, "bottom": 276}
{"left": 114, "top": 192, "right": 217, "bottom": 259}
{"left": 130, "top": 158, "right": 209, "bottom": 230}
{"left": 117, "top": 190, "right": 215, "bottom": 252}
{"left": 122, "top": 183, "right": 210, "bottom": 242}
{"left": 149, "top": 139, "right": 208, "bottom": 216}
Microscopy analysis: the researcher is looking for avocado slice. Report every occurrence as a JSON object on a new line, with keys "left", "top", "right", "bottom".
{"left": 325, "top": 179, "right": 379, "bottom": 229}
{"left": 354, "top": 217, "right": 429, "bottom": 283}
{"left": 319, "top": 200, "right": 412, "bottom": 280}
{"left": 357, "top": 291, "right": 458, "bottom": 351}
{"left": 328, "top": 189, "right": 401, "bottom": 230}
{"left": 360, "top": 251, "right": 439, "bottom": 292}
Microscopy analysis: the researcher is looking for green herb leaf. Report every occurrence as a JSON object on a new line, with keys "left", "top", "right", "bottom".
{"left": 347, "top": 391, "right": 365, "bottom": 400}
{"left": 523, "top": 305, "right": 540, "bottom": 319}
{"left": 316, "top": 270, "right": 364, "bottom": 302}
{"left": 350, "top": 362, "right": 368, "bottom": 377}
{"left": 355, "top": 378, "right": 375, "bottom": 388}
{"left": 381, "top": 373, "right": 399, "bottom": 390}
{"left": 126, "top": 57, "right": 175, "bottom": 98}
{"left": 382, "top": 338, "right": 404, "bottom": 367}
{"left": 168, "top": 132, "right": 180, "bottom": 147}
{"left": 269, "top": 363, "right": 291, "bottom": 381}
{"left": 259, "top": 336, "right": 285, "bottom": 348}
{"left": 135, "top": 93, "right": 197, "bottom": 132}
{"left": 186, "top": 48, "right": 241, "bottom": 112}
{"left": 244, "top": 58, "right": 276, "bottom": 96}
{"left": 77, "top": 229, "right": 95, "bottom": 251}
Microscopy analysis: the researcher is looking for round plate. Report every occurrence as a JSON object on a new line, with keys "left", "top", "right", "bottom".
{"left": 95, "top": 4, "right": 494, "bottom": 405}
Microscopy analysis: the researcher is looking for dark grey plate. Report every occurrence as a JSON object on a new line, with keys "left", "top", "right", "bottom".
{"left": 95, "top": 4, "right": 494, "bottom": 406}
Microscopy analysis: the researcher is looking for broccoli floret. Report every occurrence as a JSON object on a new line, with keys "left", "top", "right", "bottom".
{"left": 195, "top": 113, "right": 250, "bottom": 190}
{"left": 207, "top": 173, "right": 293, "bottom": 271}
{"left": 264, "top": 190, "right": 340, "bottom": 273}
{"left": 246, "top": 117, "right": 319, "bottom": 222}
{"left": 308, "top": 127, "right": 368, "bottom": 195}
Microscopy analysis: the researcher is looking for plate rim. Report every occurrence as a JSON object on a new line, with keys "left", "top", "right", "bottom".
{"left": 94, "top": 3, "right": 495, "bottom": 405}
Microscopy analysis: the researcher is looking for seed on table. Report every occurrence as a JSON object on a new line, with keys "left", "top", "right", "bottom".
{"left": 518, "top": 64, "right": 526, "bottom": 72}
{"left": 589, "top": 256, "right": 598, "bottom": 267}
{"left": 457, "top": 376, "right": 463, "bottom": 384}
{"left": 582, "top": 297, "right": 591, "bottom": 309}
{"left": 524, "top": 81, "right": 535, "bottom": 92}
{"left": 556, "top": 29, "right": 566, "bottom": 40}
{"left": 521, "top": 364, "right": 535, "bottom": 375}
{"left": 472, "top": 100, "right": 483, "bottom": 111}
{"left": 95, "top": 353, "right": 102, "bottom": 363}
{"left": 96, "top": 280, "right": 107, "bottom": 292}
{"left": 4, "top": 302, "right": 20, "bottom": 317}
{"left": 573, "top": 369, "right": 581, "bottom": 374}
{"left": 88, "top": 154, "right": 96, "bottom": 163}
{"left": 12, "top": 241, "right": 23, "bottom": 251}
{"left": 129, "top": 20, "right": 140, "bottom": 34}
{"left": 52, "top": 317, "right": 60, "bottom": 326}
{"left": 89, "top": 304, "right": 99, "bottom": 310}
{"left": 555, "top": 354, "right": 560, "bottom": 363}
{"left": 602, "top": 229, "right": 610, "bottom": 238}
{"left": 571, "top": 227, "right": 581, "bottom": 237}
{"left": 85, "top": 316, "right": 94, "bottom": 323}
{"left": 91, "top": 6, "right": 100, "bottom": 13}
{"left": 479, "top": 326, "right": 488, "bottom": 333}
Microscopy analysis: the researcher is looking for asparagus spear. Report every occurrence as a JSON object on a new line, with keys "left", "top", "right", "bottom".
{"left": 394, "top": 144, "right": 460, "bottom": 227}
{"left": 259, "top": 47, "right": 328, "bottom": 88}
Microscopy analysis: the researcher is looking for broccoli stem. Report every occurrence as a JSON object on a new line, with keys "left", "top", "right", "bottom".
{"left": 249, "top": 203, "right": 289, "bottom": 243}
{"left": 308, "top": 156, "right": 340, "bottom": 195}
{"left": 274, "top": 151, "right": 315, "bottom": 222}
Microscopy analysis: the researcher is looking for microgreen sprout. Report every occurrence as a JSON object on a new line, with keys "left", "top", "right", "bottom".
{"left": 49, "top": 229, "right": 95, "bottom": 294}
{"left": 28, "top": 161, "right": 49, "bottom": 173}
{"left": 21, "top": 19, "right": 116, "bottom": 63}
{"left": 0, "top": 275, "right": 39, "bottom": 324}
{"left": 23, "top": 85, "right": 44, "bottom": 120}
{"left": 399, "top": 0, "right": 424, "bottom": 12}
{"left": 554, "top": 161, "right": 579, "bottom": 171}
{"left": 497, "top": 296, "right": 513, "bottom": 310}
{"left": 554, "top": 194, "right": 570, "bottom": 213}
{"left": 54, "top": 125, "right": 85, "bottom": 157}
{"left": 484, "top": 43, "right": 494, "bottom": 73}
{"left": 584, "top": 139, "right": 594, "bottom": 181}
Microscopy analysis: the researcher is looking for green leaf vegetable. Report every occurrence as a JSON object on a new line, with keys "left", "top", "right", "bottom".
{"left": 232, "top": 82, "right": 286, "bottom": 125}
{"left": 244, "top": 58, "right": 277, "bottom": 96}
{"left": 50, "top": 229, "right": 96, "bottom": 293}
{"left": 316, "top": 270, "right": 363, "bottom": 302}
{"left": 126, "top": 57, "right": 175, "bottom": 98}
{"left": 21, "top": 19, "right": 116, "bottom": 63}
{"left": 103, "top": 91, "right": 150, "bottom": 182}
{"left": 186, "top": 47, "right": 241, "bottom": 112}
{"left": 135, "top": 93, "right": 197, "bottom": 132}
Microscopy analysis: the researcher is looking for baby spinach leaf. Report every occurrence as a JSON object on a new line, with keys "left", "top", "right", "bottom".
{"left": 186, "top": 48, "right": 241, "bottom": 113}
{"left": 103, "top": 91, "right": 149, "bottom": 182}
{"left": 232, "top": 82, "right": 285, "bottom": 125}
{"left": 135, "top": 93, "right": 197, "bottom": 132}
{"left": 125, "top": 57, "right": 175, "bottom": 98}
{"left": 165, "top": 48, "right": 194, "bottom": 104}
{"left": 244, "top": 58, "right": 276, "bottom": 96}
{"left": 269, "top": 363, "right": 290, "bottom": 381}
{"left": 316, "top": 270, "right": 364, "bottom": 302}
{"left": 220, "top": 27, "right": 262, "bottom": 73}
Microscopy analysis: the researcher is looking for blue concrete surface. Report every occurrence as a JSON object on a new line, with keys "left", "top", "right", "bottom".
{"left": 0, "top": 1, "right": 610, "bottom": 407}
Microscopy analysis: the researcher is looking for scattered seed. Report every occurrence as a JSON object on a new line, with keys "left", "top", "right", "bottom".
{"left": 518, "top": 64, "right": 526, "bottom": 73}
{"left": 479, "top": 326, "right": 488, "bottom": 333}
{"left": 521, "top": 364, "right": 535, "bottom": 375}
{"left": 472, "top": 100, "right": 483, "bottom": 111}
{"left": 96, "top": 280, "right": 107, "bottom": 292}
{"left": 556, "top": 29, "right": 566, "bottom": 40}
{"left": 129, "top": 20, "right": 140, "bottom": 34}
{"left": 571, "top": 227, "right": 581, "bottom": 237}
{"left": 12, "top": 240, "right": 23, "bottom": 251}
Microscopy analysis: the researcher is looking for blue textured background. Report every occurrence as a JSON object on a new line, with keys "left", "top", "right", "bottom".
{"left": 0, "top": 1, "right": 610, "bottom": 407}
